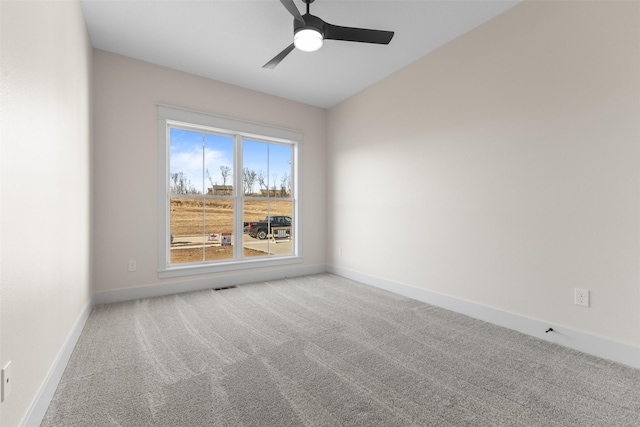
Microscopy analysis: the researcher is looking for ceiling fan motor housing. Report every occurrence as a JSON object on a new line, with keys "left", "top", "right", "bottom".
{"left": 293, "top": 14, "right": 325, "bottom": 52}
{"left": 294, "top": 14, "right": 325, "bottom": 38}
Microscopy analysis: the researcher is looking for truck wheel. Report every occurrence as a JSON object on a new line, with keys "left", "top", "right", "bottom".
{"left": 257, "top": 230, "right": 267, "bottom": 240}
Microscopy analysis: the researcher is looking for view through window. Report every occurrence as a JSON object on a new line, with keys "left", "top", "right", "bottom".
{"left": 158, "top": 105, "right": 300, "bottom": 275}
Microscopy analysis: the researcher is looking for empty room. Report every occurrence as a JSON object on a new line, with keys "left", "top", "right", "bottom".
{"left": 1, "top": 0, "right": 639, "bottom": 426}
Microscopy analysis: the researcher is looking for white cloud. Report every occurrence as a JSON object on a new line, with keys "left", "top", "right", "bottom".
{"left": 171, "top": 147, "right": 232, "bottom": 192}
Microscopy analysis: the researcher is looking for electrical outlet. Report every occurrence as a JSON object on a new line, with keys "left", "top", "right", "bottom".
{"left": 338, "top": 247, "right": 342, "bottom": 256}
{"left": 574, "top": 288, "right": 589, "bottom": 307}
{"left": 128, "top": 260, "right": 137, "bottom": 272}
{"left": 2, "top": 361, "right": 11, "bottom": 403}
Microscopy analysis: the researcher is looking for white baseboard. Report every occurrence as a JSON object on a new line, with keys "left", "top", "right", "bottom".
{"left": 328, "top": 265, "right": 640, "bottom": 369}
{"left": 94, "top": 264, "right": 326, "bottom": 305}
{"left": 22, "top": 295, "right": 95, "bottom": 427}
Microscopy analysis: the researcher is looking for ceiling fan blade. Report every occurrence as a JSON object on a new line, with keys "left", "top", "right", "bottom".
{"left": 324, "top": 23, "right": 394, "bottom": 45}
{"left": 263, "top": 43, "right": 296, "bottom": 69}
{"left": 280, "top": 0, "right": 304, "bottom": 25}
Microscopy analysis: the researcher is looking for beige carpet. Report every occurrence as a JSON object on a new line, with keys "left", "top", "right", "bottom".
{"left": 42, "top": 274, "right": 640, "bottom": 426}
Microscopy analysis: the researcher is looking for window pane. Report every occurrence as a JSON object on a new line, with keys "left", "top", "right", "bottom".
{"left": 170, "top": 128, "right": 204, "bottom": 195}
{"left": 243, "top": 200, "right": 292, "bottom": 257}
{"left": 243, "top": 140, "right": 269, "bottom": 197}
{"left": 204, "top": 199, "right": 234, "bottom": 261}
{"left": 170, "top": 198, "right": 205, "bottom": 264}
{"left": 204, "top": 133, "right": 234, "bottom": 196}
{"left": 269, "top": 144, "right": 292, "bottom": 198}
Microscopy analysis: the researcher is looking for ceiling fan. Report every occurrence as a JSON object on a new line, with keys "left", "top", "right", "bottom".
{"left": 263, "top": 0, "right": 395, "bottom": 69}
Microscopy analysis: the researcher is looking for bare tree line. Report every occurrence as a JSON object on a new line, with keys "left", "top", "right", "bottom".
{"left": 171, "top": 165, "right": 291, "bottom": 197}
{"left": 245, "top": 168, "right": 290, "bottom": 196}
{"left": 170, "top": 171, "right": 198, "bottom": 194}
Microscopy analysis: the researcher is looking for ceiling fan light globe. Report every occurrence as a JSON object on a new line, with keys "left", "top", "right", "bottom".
{"left": 294, "top": 28, "right": 323, "bottom": 52}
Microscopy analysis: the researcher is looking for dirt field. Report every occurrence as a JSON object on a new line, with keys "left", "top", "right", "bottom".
{"left": 170, "top": 198, "right": 292, "bottom": 236}
{"left": 170, "top": 198, "right": 292, "bottom": 262}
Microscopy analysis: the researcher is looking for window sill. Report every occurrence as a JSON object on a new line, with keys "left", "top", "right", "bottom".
{"left": 158, "top": 255, "right": 303, "bottom": 279}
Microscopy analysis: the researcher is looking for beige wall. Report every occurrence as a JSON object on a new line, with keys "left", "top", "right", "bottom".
{"left": 92, "top": 50, "right": 327, "bottom": 293}
{"left": 0, "top": 1, "right": 93, "bottom": 425}
{"left": 327, "top": 1, "right": 640, "bottom": 346}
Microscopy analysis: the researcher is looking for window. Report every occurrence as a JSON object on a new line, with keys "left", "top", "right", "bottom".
{"left": 158, "top": 105, "right": 301, "bottom": 278}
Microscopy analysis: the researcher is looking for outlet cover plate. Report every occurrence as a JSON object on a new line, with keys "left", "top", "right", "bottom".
{"left": 2, "top": 361, "right": 11, "bottom": 402}
{"left": 574, "top": 288, "right": 589, "bottom": 307}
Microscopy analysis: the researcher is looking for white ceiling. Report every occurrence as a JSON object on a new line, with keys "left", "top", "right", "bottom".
{"left": 81, "top": 0, "right": 522, "bottom": 109}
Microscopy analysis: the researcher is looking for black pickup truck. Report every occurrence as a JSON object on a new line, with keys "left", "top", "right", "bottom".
{"left": 246, "top": 215, "right": 292, "bottom": 240}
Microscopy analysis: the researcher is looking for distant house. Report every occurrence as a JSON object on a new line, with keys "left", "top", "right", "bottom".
{"left": 259, "top": 188, "right": 289, "bottom": 198}
{"left": 208, "top": 185, "right": 233, "bottom": 196}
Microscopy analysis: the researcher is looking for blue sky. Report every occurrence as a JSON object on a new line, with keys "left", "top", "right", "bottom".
{"left": 170, "top": 128, "right": 292, "bottom": 194}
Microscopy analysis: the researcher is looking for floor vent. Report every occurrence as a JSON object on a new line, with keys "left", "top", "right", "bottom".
{"left": 214, "top": 286, "right": 237, "bottom": 291}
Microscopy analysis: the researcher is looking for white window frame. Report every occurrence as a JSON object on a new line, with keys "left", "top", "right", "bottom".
{"left": 157, "top": 104, "right": 302, "bottom": 278}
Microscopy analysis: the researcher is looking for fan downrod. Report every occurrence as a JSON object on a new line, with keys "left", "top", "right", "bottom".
{"left": 301, "top": 0, "right": 315, "bottom": 14}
